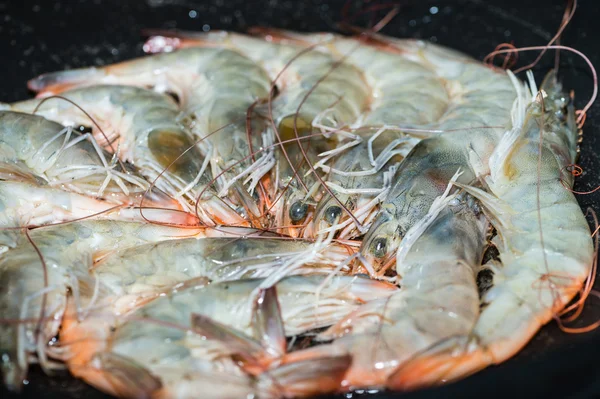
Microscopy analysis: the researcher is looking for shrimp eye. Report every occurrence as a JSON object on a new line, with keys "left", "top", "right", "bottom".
{"left": 370, "top": 237, "right": 388, "bottom": 258}
{"left": 324, "top": 206, "right": 342, "bottom": 224}
{"left": 74, "top": 125, "right": 93, "bottom": 134}
{"left": 289, "top": 201, "right": 308, "bottom": 223}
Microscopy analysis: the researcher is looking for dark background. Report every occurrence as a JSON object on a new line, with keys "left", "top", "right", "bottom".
{"left": 2, "top": 0, "right": 600, "bottom": 398}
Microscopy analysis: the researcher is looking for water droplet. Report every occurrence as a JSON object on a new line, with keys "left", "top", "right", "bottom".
{"left": 202, "top": 24, "right": 210, "bottom": 32}
{"left": 189, "top": 10, "right": 197, "bottom": 18}
{"left": 430, "top": 6, "right": 439, "bottom": 14}
{"left": 409, "top": 19, "right": 417, "bottom": 27}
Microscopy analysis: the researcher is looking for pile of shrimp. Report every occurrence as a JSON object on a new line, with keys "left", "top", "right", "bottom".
{"left": 0, "top": 13, "right": 597, "bottom": 399}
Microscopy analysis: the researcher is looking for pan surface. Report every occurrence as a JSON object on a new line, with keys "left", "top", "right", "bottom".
{"left": 2, "top": 0, "right": 600, "bottom": 397}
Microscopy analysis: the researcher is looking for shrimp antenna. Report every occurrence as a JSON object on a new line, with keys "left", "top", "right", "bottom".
{"left": 22, "top": 228, "right": 51, "bottom": 374}
{"left": 264, "top": 123, "right": 349, "bottom": 218}
{"left": 512, "top": 0, "right": 577, "bottom": 74}
{"left": 0, "top": 204, "right": 123, "bottom": 232}
{"left": 192, "top": 131, "right": 340, "bottom": 229}
{"left": 338, "top": 0, "right": 401, "bottom": 36}
{"left": 487, "top": 45, "right": 597, "bottom": 124}
{"left": 245, "top": 98, "right": 270, "bottom": 216}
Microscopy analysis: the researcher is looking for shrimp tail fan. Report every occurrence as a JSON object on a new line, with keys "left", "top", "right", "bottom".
{"left": 86, "top": 352, "right": 162, "bottom": 399}
{"left": 259, "top": 355, "right": 352, "bottom": 398}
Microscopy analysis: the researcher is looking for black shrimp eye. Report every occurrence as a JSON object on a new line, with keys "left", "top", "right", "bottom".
{"left": 370, "top": 237, "right": 388, "bottom": 259}
{"left": 324, "top": 206, "right": 342, "bottom": 224}
{"left": 74, "top": 125, "right": 93, "bottom": 135}
{"left": 289, "top": 201, "right": 308, "bottom": 223}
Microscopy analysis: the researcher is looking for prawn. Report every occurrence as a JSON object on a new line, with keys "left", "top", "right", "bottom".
{"left": 386, "top": 71, "right": 595, "bottom": 390}
{"left": 144, "top": 30, "right": 372, "bottom": 236}
{"left": 282, "top": 183, "right": 487, "bottom": 390}
{"left": 356, "top": 52, "right": 523, "bottom": 274}
{"left": 90, "top": 236, "right": 356, "bottom": 316}
{"left": 57, "top": 275, "right": 395, "bottom": 398}
{"left": 6, "top": 85, "right": 244, "bottom": 226}
{"left": 0, "top": 220, "right": 240, "bottom": 391}
{"left": 27, "top": 48, "right": 273, "bottom": 224}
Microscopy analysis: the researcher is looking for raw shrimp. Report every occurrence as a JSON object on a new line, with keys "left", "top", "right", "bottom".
{"left": 0, "top": 111, "right": 171, "bottom": 207}
{"left": 91, "top": 236, "right": 356, "bottom": 315}
{"left": 159, "top": 29, "right": 449, "bottom": 126}
{"left": 58, "top": 275, "right": 395, "bottom": 398}
{"left": 145, "top": 31, "right": 372, "bottom": 235}
{"left": 256, "top": 39, "right": 370, "bottom": 237}
{"left": 252, "top": 31, "right": 518, "bottom": 252}
{"left": 264, "top": 31, "right": 449, "bottom": 126}
{"left": 244, "top": 31, "right": 452, "bottom": 238}
{"left": 357, "top": 63, "right": 521, "bottom": 274}
{"left": 282, "top": 187, "right": 487, "bottom": 390}
{"left": 0, "top": 220, "right": 228, "bottom": 391}
{"left": 6, "top": 85, "right": 244, "bottom": 226}
{"left": 28, "top": 48, "right": 273, "bottom": 223}
{"left": 145, "top": 30, "right": 449, "bottom": 234}
{"left": 386, "top": 72, "right": 594, "bottom": 389}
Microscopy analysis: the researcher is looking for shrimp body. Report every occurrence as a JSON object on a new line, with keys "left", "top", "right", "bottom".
{"left": 92, "top": 236, "right": 355, "bottom": 315}
{"left": 0, "top": 111, "right": 150, "bottom": 203}
{"left": 387, "top": 73, "right": 594, "bottom": 389}
{"left": 8, "top": 85, "right": 242, "bottom": 225}
{"left": 0, "top": 220, "right": 213, "bottom": 390}
{"left": 246, "top": 30, "right": 450, "bottom": 127}
{"left": 283, "top": 190, "right": 487, "bottom": 389}
{"left": 164, "top": 31, "right": 373, "bottom": 234}
{"left": 358, "top": 63, "right": 521, "bottom": 273}
{"left": 265, "top": 31, "right": 493, "bottom": 240}
{"left": 59, "top": 276, "right": 393, "bottom": 398}
{"left": 28, "top": 48, "right": 273, "bottom": 222}
{"left": 268, "top": 32, "right": 518, "bottom": 257}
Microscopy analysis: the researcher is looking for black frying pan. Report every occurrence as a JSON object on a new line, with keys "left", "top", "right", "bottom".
{"left": 2, "top": 0, "right": 600, "bottom": 398}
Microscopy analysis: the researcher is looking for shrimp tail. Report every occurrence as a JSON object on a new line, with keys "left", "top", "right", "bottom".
{"left": 261, "top": 354, "right": 352, "bottom": 398}
{"left": 190, "top": 313, "right": 269, "bottom": 370}
{"left": 27, "top": 67, "right": 103, "bottom": 97}
{"left": 252, "top": 286, "right": 287, "bottom": 358}
{"left": 386, "top": 335, "right": 479, "bottom": 391}
{"left": 86, "top": 352, "right": 163, "bottom": 398}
